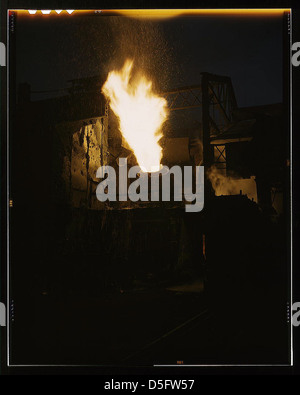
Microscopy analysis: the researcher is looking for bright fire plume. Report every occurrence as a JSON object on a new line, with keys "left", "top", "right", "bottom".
{"left": 102, "top": 60, "right": 168, "bottom": 172}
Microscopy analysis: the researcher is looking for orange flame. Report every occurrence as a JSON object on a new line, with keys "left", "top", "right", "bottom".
{"left": 102, "top": 60, "right": 168, "bottom": 172}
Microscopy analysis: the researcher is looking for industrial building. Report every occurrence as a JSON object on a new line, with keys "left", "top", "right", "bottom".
{"left": 10, "top": 72, "right": 289, "bottom": 365}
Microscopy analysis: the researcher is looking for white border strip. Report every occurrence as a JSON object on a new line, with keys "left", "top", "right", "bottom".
{"left": 290, "top": 8, "right": 293, "bottom": 367}
{"left": 6, "top": 9, "right": 10, "bottom": 367}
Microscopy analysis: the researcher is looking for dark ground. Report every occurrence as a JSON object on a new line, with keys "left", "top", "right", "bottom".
{"left": 8, "top": 185, "right": 291, "bottom": 367}
{"left": 11, "top": 279, "right": 289, "bottom": 366}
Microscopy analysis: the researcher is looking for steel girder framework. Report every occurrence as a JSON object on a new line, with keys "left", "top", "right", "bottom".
{"left": 162, "top": 72, "right": 237, "bottom": 168}
{"left": 162, "top": 85, "right": 202, "bottom": 111}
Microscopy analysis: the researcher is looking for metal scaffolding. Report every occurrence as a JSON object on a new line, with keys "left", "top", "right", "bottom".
{"left": 162, "top": 72, "right": 237, "bottom": 168}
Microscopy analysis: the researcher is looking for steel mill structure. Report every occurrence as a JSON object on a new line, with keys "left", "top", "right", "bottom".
{"left": 10, "top": 71, "right": 289, "bottom": 366}
{"left": 14, "top": 74, "right": 285, "bottom": 291}
{"left": 18, "top": 72, "right": 264, "bottom": 211}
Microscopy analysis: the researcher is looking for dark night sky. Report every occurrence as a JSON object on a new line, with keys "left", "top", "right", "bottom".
{"left": 15, "top": 12, "right": 283, "bottom": 107}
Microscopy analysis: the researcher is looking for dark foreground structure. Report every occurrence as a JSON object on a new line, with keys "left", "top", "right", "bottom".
{"left": 9, "top": 72, "right": 290, "bottom": 366}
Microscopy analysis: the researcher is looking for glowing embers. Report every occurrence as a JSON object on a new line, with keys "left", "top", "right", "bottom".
{"left": 102, "top": 60, "right": 168, "bottom": 173}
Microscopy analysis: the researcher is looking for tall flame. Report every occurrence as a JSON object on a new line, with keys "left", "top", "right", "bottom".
{"left": 102, "top": 60, "right": 168, "bottom": 172}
